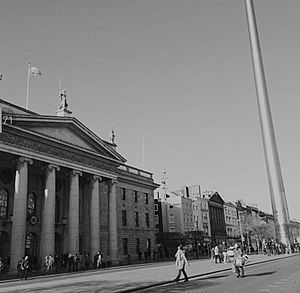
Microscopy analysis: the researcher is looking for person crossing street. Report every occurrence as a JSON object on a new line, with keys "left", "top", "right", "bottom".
{"left": 174, "top": 245, "right": 189, "bottom": 283}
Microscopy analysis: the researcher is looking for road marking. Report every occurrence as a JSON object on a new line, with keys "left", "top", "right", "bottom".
{"left": 268, "top": 285, "right": 278, "bottom": 288}
{"left": 260, "top": 289, "right": 271, "bottom": 292}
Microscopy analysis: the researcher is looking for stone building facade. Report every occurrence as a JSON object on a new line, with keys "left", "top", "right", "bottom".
{"left": 0, "top": 99, "right": 158, "bottom": 270}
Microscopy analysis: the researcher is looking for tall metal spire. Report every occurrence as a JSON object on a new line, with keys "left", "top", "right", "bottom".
{"left": 245, "top": 0, "right": 290, "bottom": 246}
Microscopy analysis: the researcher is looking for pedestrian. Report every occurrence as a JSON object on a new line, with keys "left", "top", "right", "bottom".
{"left": 93, "top": 252, "right": 98, "bottom": 269}
{"left": 214, "top": 245, "right": 220, "bottom": 263}
{"left": 96, "top": 252, "right": 103, "bottom": 268}
{"left": 20, "top": 256, "right": 30, "bottom": 280}
{"left": 43, "top": 256, "right": 49, "bottom": 274}
{"left": 0, "top": 258, "right": 4, "bottom": 274}
{"left": 210, "top": 247, "right": 214, "bottom": 263}
{"left": 223, "top": 248, "right": 229, "bottom": 263}
{"left": 174, "top": 245, "right": 189, "bottom": 283}
{"left": 17, "top": 258, "right": 23, "bottom": 277}
{"left": 48, "top": 255, "right": 54, "bottom": 274}
{"left": 68, "top": 254, "right": 73, "bottom": 272}
{"left": 233, "top": 244, "right": 248, "bottom": 278}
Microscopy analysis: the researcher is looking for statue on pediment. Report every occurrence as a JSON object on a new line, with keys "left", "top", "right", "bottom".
{"left": 59, "top": 89, "right": 68, "bottom": 110}
{"left": 110, "top": 129, "right": 115, "bottom": 144}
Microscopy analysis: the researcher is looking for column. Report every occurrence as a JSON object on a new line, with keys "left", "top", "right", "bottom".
{"left": 69, "top": 170, "right": 82, "bottom": 254}
{"left": 40, "top": 164, "right": 60, "bottom": 259}
{"left": 90, "top": 176, "right": 102, "bottom": 257}
{"left": 108, "top": 179, "right": 118, "bottom": 264}
{"left": 10, "top": 157, "right": 33, "bottom": 271}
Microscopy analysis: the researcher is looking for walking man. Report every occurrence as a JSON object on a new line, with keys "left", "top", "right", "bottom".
{"left": 20, "top": 256, "right": 30, "bottom": 280}
{"left": 174, "top": 245, "right": 189, "bottom": 283}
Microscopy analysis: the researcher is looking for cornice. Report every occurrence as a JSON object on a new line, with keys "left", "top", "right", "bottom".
{"left": 117, "top": 171, "right": 159, "bottom": 190}
{"left": 8, "top": 115, "right": 126, "bottom": 163}
{"left": 0, "top": 127, "right": 118, "bottom": 175}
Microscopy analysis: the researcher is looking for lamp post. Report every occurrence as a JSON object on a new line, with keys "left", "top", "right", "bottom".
{"left": 238, "top": 211, "right": 244, "bottom": 247}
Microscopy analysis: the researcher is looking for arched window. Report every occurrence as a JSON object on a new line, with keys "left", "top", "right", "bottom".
{"left": 27, "top": 192, "right": 36, "bottom": 216}
{"left": 0, "top": 188, "right": 8, "bottom": 219}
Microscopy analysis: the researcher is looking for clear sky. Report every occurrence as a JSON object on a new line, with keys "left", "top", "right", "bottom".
{"left": 1, "top": 0, "right": 300, "bottom": 219}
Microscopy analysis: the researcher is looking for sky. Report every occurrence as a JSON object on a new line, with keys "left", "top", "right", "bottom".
{"left": 1, "top": 0, "right": 300, "bottom": 219}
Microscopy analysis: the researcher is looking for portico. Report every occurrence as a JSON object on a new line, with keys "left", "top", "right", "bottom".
{"left": 0, "top": 99, "right": 158, "bottom": 273}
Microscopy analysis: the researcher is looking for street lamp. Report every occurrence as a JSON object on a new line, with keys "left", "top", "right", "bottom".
{"left": 238, "top": 213, "right": 244, "bottom": 247}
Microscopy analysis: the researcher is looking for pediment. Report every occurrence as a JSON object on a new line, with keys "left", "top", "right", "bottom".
{"left": 10, "top": 116, "right": 126, "bottom": 163}
{"left": 28, "top": 126, "right": 99, "bottom": 151}
{"left": 209, "top": 192, "right": 224, "bottom": 204}
{"left": 0, "top": 99, "right": 126, "bottom": 163}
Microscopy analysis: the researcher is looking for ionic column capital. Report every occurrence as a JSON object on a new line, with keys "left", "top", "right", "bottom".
{"left": 71, "top": 170, "right": 82, "bottom": 177}
{"left": 15, "top": 157, "right": 33, "bottom": 168}
{"left": 110, "top": 179, "right": 118, "bottom": 185}
{"left": 47, "top": 164, "right": 60, "bottom": 172}
{"left": 92, "top": 175, "right": 102, "bottom": 182}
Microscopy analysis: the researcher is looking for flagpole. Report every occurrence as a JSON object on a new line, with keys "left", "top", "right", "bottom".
{"left": 26, "top": 62, "right": 30, "bottom": 110}
{"left": 142, "top": 137, "right": 146, "bottom": 170}
{"left": 59, "top": 77, "right": 62, "bottom": 94}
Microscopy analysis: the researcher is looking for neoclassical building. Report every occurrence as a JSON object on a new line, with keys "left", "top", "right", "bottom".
{"left": 0, "top": 98, "right": 158, "bottom": 270}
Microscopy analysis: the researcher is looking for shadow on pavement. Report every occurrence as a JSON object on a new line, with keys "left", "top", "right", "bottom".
{"left": 242, "top": 271, "right": 276, "bottom": 278}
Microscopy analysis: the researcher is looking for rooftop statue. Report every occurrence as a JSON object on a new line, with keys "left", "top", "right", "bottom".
{"left": 59, "top": 89, "right": 68, "bottom": 110}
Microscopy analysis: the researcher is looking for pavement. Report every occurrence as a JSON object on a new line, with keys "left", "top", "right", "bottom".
{"left": 0, "top": 253, "right": 298, "bottom": 293}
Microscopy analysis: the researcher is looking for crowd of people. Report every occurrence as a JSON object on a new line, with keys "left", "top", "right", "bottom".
{"left": 14, "top": 251, "right": 105, "bottom": 280}
{"left": 210, "top": 243, "right": 231, "bottom": 264}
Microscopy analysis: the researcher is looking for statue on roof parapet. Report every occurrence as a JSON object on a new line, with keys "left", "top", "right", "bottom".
{"left": 59, "top": 89, "right": 68, "bottom": 110}
{"left": 110, "top": 128, "right": 115, "bottom": 144}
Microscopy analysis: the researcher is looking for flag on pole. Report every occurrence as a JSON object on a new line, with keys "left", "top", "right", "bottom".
{"left": 26, "top": 62, "right": 42, "bottom": 109}
{"left": 30, "top": 66, "right": 42, "bottom": 77}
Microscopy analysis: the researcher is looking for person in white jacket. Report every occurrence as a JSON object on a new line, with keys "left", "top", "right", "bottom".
{"left": 174, "top": 245, "right": 189, "bottom": 282}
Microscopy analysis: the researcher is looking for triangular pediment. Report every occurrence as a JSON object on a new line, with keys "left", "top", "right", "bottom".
{"left": 209, "top": 192, "right": 224, "bottom": 205}
{"left": 26, "top": 125, "right": 99, "bottom": 152}
{"left": 1, "top": 99, "right": 126, "bottom": 163}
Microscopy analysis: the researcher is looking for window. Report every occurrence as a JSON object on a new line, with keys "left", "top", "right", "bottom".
{"left": 27, "top": 192, "right": 36, "bottom": 216}
{"left": 136, "top": 238, "right": 140, "bottom": 254}
{"left": 169, "top": 205, "right": 173, "bottom": 209}
{"left": 134, "top": 211, "right": 139, "bottom": 227}
{"left": 144, "top": 193, "right": 149, "bottom": 204}
{"left": 134, "top": 191, "right": 138, "bottom": 202}
{"left": 154, "top": 204, "right": 158, "bottom": 211}
{"left": 169, "top": 214, "right": 175, "bottom": 224}
{"left": 155, "top": 215, "right": 159, "bottom": 225}
{"left": 122, "top": 238, "right": 128, "bottom": 255}
{"left": 122, "top": 210, "right": 127, "bottom": 226}
{"left": 169, "top": 227, "right": 175, "bottom": 232}
{"left": 121, "top": 188, "right": 126, "bottom": 200}
{"left": 0, "top": 188, "right": 8, "bottom": 219}
{"left": 145, "top": 213, "right": 150, "bottom": 228}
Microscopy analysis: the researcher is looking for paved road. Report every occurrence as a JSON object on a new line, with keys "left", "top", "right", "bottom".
{"left": 0, "top": 253, "right": 298, "bottom": 292}
{"left": 140, "top": 254, "right": 300, "bottom": 293}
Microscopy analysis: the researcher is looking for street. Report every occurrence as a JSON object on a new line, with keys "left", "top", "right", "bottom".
{"left": 141, "top": 255, "right": 300, "bottom": 293}
{"left": 0, "top": 254, "right": 299, "bottom": 292}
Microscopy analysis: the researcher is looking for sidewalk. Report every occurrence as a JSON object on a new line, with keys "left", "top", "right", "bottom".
{"left": 0, "top": 253, "right": 298, "bottom": 293}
